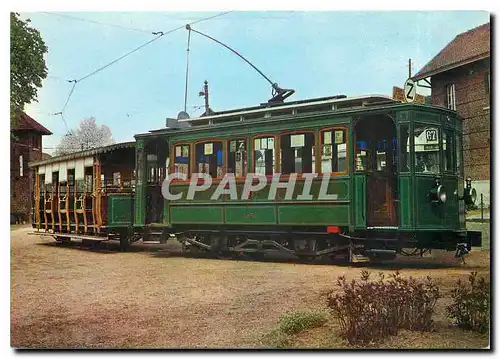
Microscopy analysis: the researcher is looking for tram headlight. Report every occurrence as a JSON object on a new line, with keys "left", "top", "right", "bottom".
{"left": 463, "top": 187, "right": 477, "bottom": 206}
{"left": 438, "top": 186, "right": 447, "bottom": 203}
{"left": 461, "top": 177, "right": 477, "bottom": 206}
{"left": 430, "top": 184, "right": 447, "bottom": 204}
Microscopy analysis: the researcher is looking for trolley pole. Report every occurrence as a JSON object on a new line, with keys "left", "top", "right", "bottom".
{"left": 408, "top": 58, "right": 412, "bottom": 77}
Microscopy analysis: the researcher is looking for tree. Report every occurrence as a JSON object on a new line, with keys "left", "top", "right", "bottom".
{"left": 56, "top": 117, "right": 115, "bottom": 155}
{"left": 10, "top": 13, "right": 48, "bottom": 129}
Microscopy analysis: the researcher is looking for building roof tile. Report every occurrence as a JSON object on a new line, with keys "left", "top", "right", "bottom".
{"left": 413, "top": 22, "right": 490, "bottom": 80}
{"left": 12, "top": 112, "right": 52, "bottom": 135}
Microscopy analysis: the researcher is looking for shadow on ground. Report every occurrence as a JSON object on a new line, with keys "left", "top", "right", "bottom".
{"left": 34, "top": 238, "right": 480, "bottom": 270}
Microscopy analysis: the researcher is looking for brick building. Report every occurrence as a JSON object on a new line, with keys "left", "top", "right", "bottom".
{"left": 11, "top": 112, "right": 52, "bottom": 223}
{"left": 412, "top": 22, "right": 491, "bottom": 206}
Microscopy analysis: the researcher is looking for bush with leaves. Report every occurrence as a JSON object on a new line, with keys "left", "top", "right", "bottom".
{"left": 326, "top": 271, "right": 440, "bottom": 345}
{"left": 447, "top": 272, "right": 490, "bottom": 334}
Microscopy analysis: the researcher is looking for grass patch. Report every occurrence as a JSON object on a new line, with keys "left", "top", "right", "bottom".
{"left": 260, "top": 328, "right": 291, "bottom": 348}
{"left": 261, "top": 310, "right": 329, "bottom": 348}
{"left": 278, "top": 310, "right": 329, "bottom": 335}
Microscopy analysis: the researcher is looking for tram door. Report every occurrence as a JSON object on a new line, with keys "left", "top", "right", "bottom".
{"left": 144, "top": 139, "right": 169, "bottom": 224}
{"left": 354, "top": 116, "right": 399, "bottom": 227}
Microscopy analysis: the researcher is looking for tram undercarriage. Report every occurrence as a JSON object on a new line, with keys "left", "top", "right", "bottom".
{"left": 169, "top": 226, "right": 482, "bottom": 263}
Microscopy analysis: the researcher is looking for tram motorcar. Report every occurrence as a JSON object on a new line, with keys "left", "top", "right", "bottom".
{"left": 29, "top": 94, "right": 481, "bottom": 262}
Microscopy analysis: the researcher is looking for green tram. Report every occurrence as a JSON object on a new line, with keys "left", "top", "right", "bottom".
{"left": 30, "top": 94, "right": 481, "bottom": 262}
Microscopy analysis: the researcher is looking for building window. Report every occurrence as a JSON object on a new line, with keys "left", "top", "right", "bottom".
{"left": 19, "top": 155, "right": 23, "bottom": 177}
{"left": 446, "top": 84, "right": 456, "bottom": 110}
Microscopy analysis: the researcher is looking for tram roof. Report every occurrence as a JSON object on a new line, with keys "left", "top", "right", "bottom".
{"left": 28, "top": 141, "right": 135, "bottom": 168}
{"left": 137, "top": 94, "right": 460, "bottom": 138}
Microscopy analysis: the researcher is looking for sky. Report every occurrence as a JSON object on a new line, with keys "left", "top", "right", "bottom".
{"left": 20, "top": 10, "right": 490, "bottom": 154}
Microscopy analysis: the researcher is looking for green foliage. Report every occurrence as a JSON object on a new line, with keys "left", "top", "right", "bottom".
{"left": 327, "top": 271, "right": 440, "bottom": 345}
{"left": 10, "top": 12, "right": 48, "bottom": 128}
{"left": 447, "top": 272, "right": 490, "bottom": 334}
{"left": 278, "top": 310, "right": 328, "bottom": 335}
{"left": 261, "top": 328, "right": 291, "bottom": 348}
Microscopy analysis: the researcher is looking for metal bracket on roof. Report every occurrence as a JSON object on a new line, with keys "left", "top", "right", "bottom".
{"left": 416, "top": 78, "right": 432, "bottom": 89}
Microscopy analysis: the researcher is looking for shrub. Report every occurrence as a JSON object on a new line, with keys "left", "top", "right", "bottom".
{"left": 326, "top": 271, "right": 440, "bottom": 345}
{"left": 447, "top": 272, "right": 490, "bottom": 334}
{"left": 261, "top": 328, "right": 291, "bottom": 348}
{"left": 278, "top": 310, "right": 329, "bottom": 335}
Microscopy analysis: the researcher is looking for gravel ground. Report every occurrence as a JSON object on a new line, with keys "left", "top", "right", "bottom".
{"left": 11, "top": 226, "right": 490, "bottom": 349}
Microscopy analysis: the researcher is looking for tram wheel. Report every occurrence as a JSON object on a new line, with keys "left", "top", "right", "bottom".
{"left": 119, "top": 235, "right": 130, "bottom": 252}
{"left": 216, "top": 250, "right": 234, "bottom": 260}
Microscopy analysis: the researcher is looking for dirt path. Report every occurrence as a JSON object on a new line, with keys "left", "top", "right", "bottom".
{"left": 11, "top": 226, "right": 490, "bottom": 348}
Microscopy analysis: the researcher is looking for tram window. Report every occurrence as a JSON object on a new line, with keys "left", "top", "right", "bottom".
{"left": 39, "top": 175, "right": 45, "bottom": 193}
{"left": 280, "top": 132, "right": 315, "bottom": 175}
{"left": 228, "top": 139, "right": 247, "bottom": 178}
{"left": 174, "top": 144, "right": 190, "bottom": 176}
{"left": 68, "top": 172, "right": 75, "bottom": 187}
{"left": 443, "top": 130, "right": 455, "bottom": 172}
{"left": 355, "top": 140, "right": 369, "bottom": 172}
{"left": 195, "top": 141, "right": 224, "bottom": 178}
{"left": 400, "top": 124, "right": 410, "bottom": 172}
{"left": 414, "top": 125, "right": 440, "bottom": 174}
{"left": 84, "top": 167, "right": 93, "bottom": 192}
{"left": 321, "top": 129, "right": 347, "bottom": 174}
{"left": 113, "top": 172, "right": 121, "bottom": 186}
{"left": 254, "top": 136, "right": 275, "bottom": 175}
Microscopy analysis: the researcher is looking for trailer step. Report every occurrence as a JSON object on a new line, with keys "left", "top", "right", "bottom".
{"left": 28, "top": 231, "right": 110, "bottom": 242}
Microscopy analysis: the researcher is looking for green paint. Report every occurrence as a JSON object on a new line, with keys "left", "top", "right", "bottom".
{"left": 399, "top": 176, "right": 412, "bottom": 229}
{"left": 225, "top": 205, "right": 277, "bottom": 224}
{"left": 415, "top": 176, "right": 444, "bottom": 228}
{"left": 108, "top": 195, "right": 134, "bottom": 226}
{"left": 354, "top": 175, "right": 366, "bottom": 228}
{"left": 170, "top": 206, "right": 224, "bottom": 224}
{"left": 278, "top": 204, "right": 349, "bottom": 225}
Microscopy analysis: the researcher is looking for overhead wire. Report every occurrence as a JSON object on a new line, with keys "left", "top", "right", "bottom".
{"left": 51, "top": 10, "right": 234, "bottom": 131}
{"left": 40, "top": 12, "right": 155, "bottom": 34}
{"left": 75, "top": 10, "right": 233, "bottom": 84}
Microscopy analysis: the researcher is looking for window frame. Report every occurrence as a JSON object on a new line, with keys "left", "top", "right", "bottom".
{"left": 278, "top": 130, "right": 317, "bottom": 177}
{"left": 446, "top": 83, "right": 456, "bottom": 110}
{"left": 19, "top": 155, "right": 24, "bottom": 177}
{"left": 442, "top": 128, "right": 456, "bottom": 174}
{"left": 226, "top": 138, "right": 248, "bottom": 180}
{"left": 251, "top": 134, "right": 277, "bottom": 176}
{"left": 413, "top": 123, "right": 441, "bottom": 175}
{"left": 398, "top": 123, "right": 411, "bottom": 173}
{"left": 319, "top": 126, "right": 349, "bottom": 176}
{"left": 485, "top": 71, "right": 490, "bottom": 95}
{"left": 171, "top": 142, "right": 192, "bottom": 180}
{"left": 193, "top": 139, "right": 225, "bottom": 180}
